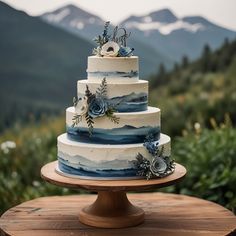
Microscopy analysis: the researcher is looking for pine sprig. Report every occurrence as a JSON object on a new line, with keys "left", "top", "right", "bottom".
{"left": 85, "top": 113, "right": 94, "bottom": 136}
{"left": 72, "top": 114, "right": 82, "bottom": 127}
{"left": 94, "top": 35, "right": 103, "bottom": 47}
{"left": 96, "top": 77, "right": 107, "bottom": 98}
{"left": 85, "top": 85, "right": 95, "bottom": 104}
{"left": 71, "top": 77, "right": 120, "bottom": 136}
{"left": 93, "top": 21, "right": 111, "bottom": 48}
{"left": 85, "top": 85, "right": 93, "bottom": 98}
{"left": 106, "top": 107, "right": 120, "bottom": 124}
{"left": 132, "top": 153, "right": 151, "bottom": 179}
{"left": 102, "top": 21, "right": 110, "bottom": 43}
{"left": 73, "top": 97, "right": 78, "bottom": 107}
{"left": 92, "top": 46, "right": 101, "bottom": 56}
{"left": 158, "top": 146, "right": 165, "bottom": 156}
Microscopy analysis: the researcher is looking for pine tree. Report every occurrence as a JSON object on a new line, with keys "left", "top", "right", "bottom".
{"left": 181, "top": 55, "right": 189, "bottom": 68}
{"left": 201, "top": 44, "right": 211, "bottom": 72}
{"left": 158, "top": 63, "right": 166, "bottom": 85}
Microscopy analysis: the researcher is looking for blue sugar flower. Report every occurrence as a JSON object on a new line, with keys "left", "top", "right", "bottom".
{"left": 150, "top": 157, "right": 167, "bottom": 176}
{"left": 144, "top": 141, "right": 158, "bottom": 156}
{"left": 88, "top": 97, "right": 108, "bottom": 118}
{"left": 118, "top": 46, "right": 134, "bottom": 57}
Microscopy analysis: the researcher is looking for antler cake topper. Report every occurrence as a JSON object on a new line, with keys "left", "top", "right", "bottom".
{"left": 93, "top": 21, "right": 134, "bottom": 57}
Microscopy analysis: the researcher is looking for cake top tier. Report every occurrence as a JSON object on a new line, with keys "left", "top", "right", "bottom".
{"left": 87, "top": 56, "right": 139, "bottom": 82}
{"left": 88, "top": 22, "right": 139, "bottom": 82}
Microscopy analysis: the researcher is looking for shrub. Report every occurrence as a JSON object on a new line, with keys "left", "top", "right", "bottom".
{"left": 166, "top": 119, "right": 236, "bottom": 213}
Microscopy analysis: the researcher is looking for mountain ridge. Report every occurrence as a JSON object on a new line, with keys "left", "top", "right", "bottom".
{"left": 0, "top": 1, "right": 93, "bottom": 131}
{"left": 41, "top": 4, "right": 236, "bottom": 62}
{"left": 120, "top": 8, "right": 236, "bottom": 61}
{"left": 40, "top": 4, "right": 175, "bottom": 75}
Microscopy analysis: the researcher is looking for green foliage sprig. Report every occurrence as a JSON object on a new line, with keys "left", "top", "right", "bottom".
{"left": 94, "top": 21, "right": 111, "bottom": 48}
{"left": 72, "top": 77, "right": 119, "bottom": 136}
{"left": 106, "top": 107, "right": 120, "bottom": 124}
{"left": 85, "top": 113, "right": 94, "bottom": 135}
{"left": 72, "top": 97, "right": 82, "bottom": 127}
{"left": 73, "top": 97, "right": 78, "bottom": 107}
{"left": 96, "top": 77, "right": 108, "bottom": 98}
{"left": 85, "top": 85, "right": 94, "bottom": 102}
{"left": 72, "top": 114, "right": 82, "bottom": 128}
{"left": 97, "top": 78, "right": 119, "bottom": 124}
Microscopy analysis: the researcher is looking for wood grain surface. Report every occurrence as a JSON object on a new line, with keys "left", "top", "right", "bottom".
{"left": 1, "top": 193, "right": 236, "bottom": 236}
{"left": 41, "top": 161, "right": 187, "bottom": 191}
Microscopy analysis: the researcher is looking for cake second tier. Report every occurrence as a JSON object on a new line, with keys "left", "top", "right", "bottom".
{"left": 66, "top": 106, "right": 161, "bottom": 144}
{"left": 77, "top": 79, "right": 148, "bottom": 112}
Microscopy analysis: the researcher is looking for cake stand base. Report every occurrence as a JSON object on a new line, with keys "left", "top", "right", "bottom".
{"left": 41, "top": 161, "right": 186, "bottom": 228}
{"left": 79, "top": 191, "right": 144, "bottom": 228}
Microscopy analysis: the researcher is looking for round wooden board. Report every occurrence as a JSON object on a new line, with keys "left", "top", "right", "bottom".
{"left": 41, "top": 161, "right": 186, "bottom": 192}
{"left": 1, "top": 193, "right": 235, "bottom": 236}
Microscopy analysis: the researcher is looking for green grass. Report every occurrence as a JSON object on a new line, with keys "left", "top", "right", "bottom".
{"left": 0, "top": 117, "right": 77, "bottom": 214}
{"left": 165, "top": 117, "right": 236, "bottom": 213}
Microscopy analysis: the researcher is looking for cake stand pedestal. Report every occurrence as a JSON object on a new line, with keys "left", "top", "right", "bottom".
{"left": 41, "top": 161, "right": 186, "bottom": 228}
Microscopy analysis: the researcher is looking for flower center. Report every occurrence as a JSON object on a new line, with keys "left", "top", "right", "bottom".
{"left": 107, "top": 47, "right": 114, "bottom": 52}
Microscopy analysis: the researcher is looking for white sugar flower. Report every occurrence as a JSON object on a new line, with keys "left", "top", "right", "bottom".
{"left": 100, "top": 41, "right": 120, "bottom": 57}
{"left": 75, "top": 96, "right": 88, "bottom": 116}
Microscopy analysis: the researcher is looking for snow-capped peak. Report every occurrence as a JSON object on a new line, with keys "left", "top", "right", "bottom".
{"left": 124, "top": 19, "right": 205, "bottom": 35}
{"left": 148, "top": 8, "right": 177, "bottom": 23}
{"left": 44, "top": 8, "right": 71, "bottom": 23}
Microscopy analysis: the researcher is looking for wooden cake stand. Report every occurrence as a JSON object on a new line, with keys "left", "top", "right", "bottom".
{"left": 41, "top": 161, "right": 186, "bottom": 228}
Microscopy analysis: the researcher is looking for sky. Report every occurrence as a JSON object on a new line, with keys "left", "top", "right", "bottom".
{"left": 2, "top": 0, "right": 236, "bottom": 31}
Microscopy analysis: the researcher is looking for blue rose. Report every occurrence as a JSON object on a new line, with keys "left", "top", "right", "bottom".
{"left": 118, "top": 46, "right": 134, "bottom": 57}
{"left": 88, "top": 97, "right": 108, "bottom": 118}
{"left": 150, "top": 157, "right": 167, "bottom": 176}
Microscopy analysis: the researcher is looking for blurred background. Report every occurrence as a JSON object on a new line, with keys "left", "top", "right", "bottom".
{"left": 0, "top": 0, "right": 236, "bottom": 214}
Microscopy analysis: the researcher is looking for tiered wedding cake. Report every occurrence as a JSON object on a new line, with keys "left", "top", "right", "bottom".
{"left": 57, "top": 22, "right": 175, "bottom": 180}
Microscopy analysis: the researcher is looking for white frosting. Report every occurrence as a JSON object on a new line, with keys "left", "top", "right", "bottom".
{"left": 77, "top": 79, "right": 148, "bottom": 98}
{"left": 66, "top": 106, "right": 160, "bottom": 129}
{"left": 58, "top": 133, "right": 171, "bottom": 164}
{"left": 87, "top": 56, "right": 139, "bottom": 83}
{"left": 56, "top": 53, "right": 173, "bottom": 179}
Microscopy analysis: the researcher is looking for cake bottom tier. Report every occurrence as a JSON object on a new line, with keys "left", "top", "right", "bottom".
{"left": 57, "top": 133, "right": 171, "bottom": 180}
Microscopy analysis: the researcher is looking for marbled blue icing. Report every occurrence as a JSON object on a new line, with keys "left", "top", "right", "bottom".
{"left": 108, "top": 92, "right": 147, "bottom": 112}
{"left": 88, "top": 70, "right": 138, "bottom": 78}
{"left": 67, "top": 125, "right": 160, "bottom": 144}
{"left": 58, "top": 159, "right": 137, "bottom": 178}
{"left": 58, "top": 152, "right": 134, "bottom": 170}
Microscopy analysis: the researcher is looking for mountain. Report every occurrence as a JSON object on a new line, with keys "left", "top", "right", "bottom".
{"left": 41, "top": 4, "right": 104, "bottom": 40}
{"left": 0, "top": 1, "right": 93, "bottom": 131}
{"left": 120, "top": 9, "right": 236, "bottom": 61}
{"left": 40, "top": 4, "right": 174, "bottom": 76}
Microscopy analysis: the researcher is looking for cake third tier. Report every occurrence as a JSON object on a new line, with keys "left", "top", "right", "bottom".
{"left": 67, "top": 106, "right": 161, "bottom": 144}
